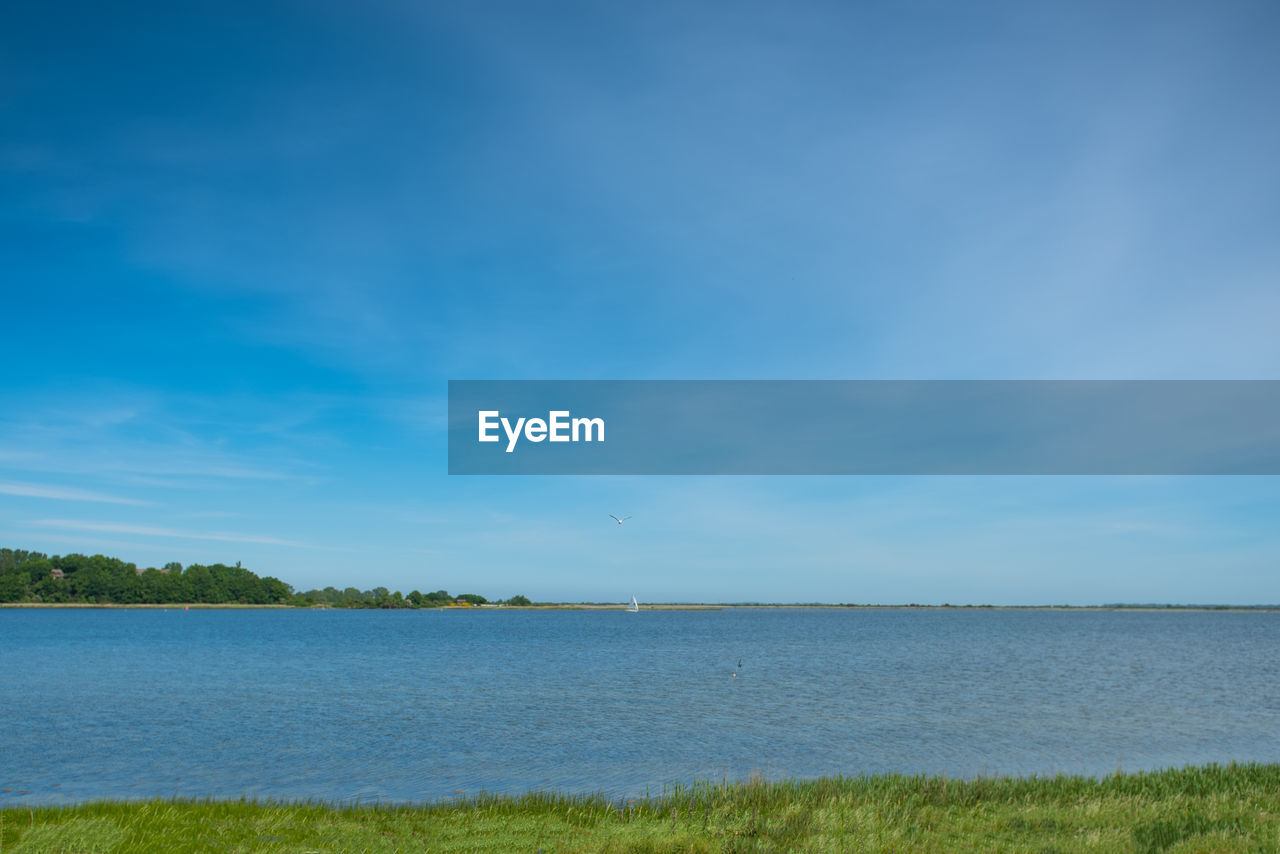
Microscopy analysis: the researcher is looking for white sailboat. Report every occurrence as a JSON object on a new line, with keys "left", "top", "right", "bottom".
{"left": 626, "top": 594, "right": 639, "bottom": 613}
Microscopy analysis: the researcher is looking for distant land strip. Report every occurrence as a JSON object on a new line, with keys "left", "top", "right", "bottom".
{"left": 4, "top": 548, "right": 1278, "bottom": 611}
{"left": 4, "top": 603, "right": 1280, "bottom": 611}
{"left": 0, "top": 547, "right": 517, "bottom": 609}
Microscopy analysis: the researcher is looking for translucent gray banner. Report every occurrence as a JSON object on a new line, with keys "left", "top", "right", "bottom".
{"left": 447, "top": 381, "right": 1280, "bottom": 474}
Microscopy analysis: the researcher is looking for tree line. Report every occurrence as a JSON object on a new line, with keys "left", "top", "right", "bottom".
{"left": 0, "top": 548, "right": 531, "bottom": 608}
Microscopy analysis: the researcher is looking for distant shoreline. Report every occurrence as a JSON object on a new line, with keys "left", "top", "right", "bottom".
{"left": 3, "top": 602, "right": 1278, "bottom": 612}
{"left": 0, "top": 602, "right": 292, "bottom": 609}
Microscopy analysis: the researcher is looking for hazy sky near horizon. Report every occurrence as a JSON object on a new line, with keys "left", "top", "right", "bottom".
{"left": 2, "top": 0, "right": 1278, "bottom": 603}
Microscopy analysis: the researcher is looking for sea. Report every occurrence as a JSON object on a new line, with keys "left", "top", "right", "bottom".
{"left": 2, "top": 607, "right": 1277, "bottom": 805}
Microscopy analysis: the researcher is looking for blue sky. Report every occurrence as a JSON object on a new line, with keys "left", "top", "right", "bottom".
{"left": 2, "top": 0, "right": 1278, "bottom": 603}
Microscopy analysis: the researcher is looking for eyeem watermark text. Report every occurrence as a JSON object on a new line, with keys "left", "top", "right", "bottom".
{"left": 477, "top": 410, "right": 606, "bottom": 453}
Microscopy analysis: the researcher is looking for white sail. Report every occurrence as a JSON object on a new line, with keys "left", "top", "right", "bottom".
{"left": 627, "top": 595, "right": 639, "bottom": 612}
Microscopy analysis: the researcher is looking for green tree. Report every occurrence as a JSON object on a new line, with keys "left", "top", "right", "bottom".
{"left": 23, "top": 557, "right": 53, "bottom": 586}
{"left": 183, "top": 564, "right": 228, "bottom": 603}
{"left": 31, "top": 574, "right": 67, "bottom": 603}
{"left": 259, "top": 575, "right": 292, "bottom": 603}
{"left": 0, "top": 572, "right": 28, "bottom": 602}
{"left": 1, "top": 549, "right": 46, "bottom": 572}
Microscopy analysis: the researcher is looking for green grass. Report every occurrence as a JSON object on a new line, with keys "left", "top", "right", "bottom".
{"left": 3, "top": 764, "right": 1278, "bottom": 853}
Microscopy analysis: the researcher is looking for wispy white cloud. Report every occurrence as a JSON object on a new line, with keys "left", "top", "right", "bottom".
{"left": 0, "top": 480, "right": 150, "bottom": 506}
{"left": 0, "top": 444, "right": 306, "bottom": 484}
{"left": 29, "top": 518, "right": 333, "bottom": 550}
{"left": 0, "top": 388, "right": 330, "bottom": 486}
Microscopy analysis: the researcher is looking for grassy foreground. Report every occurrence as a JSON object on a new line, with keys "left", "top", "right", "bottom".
{"left": 2, "top": 764, "right": 1277, "bottom": 853}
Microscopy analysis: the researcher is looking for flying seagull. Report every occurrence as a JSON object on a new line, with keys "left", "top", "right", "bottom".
{"left": 610, "top": 515, "right": 632, "bottom": 525}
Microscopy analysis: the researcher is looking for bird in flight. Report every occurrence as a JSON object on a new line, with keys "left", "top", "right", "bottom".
{"left": 610, "top": 515, "right": 632, "bottom": 525}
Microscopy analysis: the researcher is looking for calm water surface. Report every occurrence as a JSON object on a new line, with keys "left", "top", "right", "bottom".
{"left": 2, "top": 608, "right": 1278, "bottom": 804}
